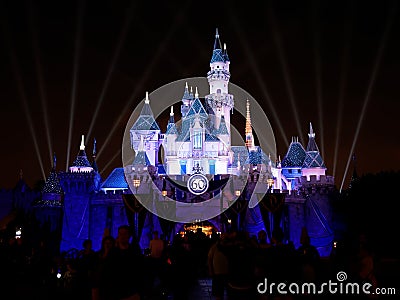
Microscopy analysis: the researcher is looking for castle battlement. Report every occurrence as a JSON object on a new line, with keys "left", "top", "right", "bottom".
{"left": 58, "top": 171, "right": 98, "bottom": 180}
{"left": 296, "top": 174, "right": 335, "bottom": 186}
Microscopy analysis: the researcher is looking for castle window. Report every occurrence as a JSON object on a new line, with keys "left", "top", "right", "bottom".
{"left": 193, "top": 130, "right": 202, "bottom": 150}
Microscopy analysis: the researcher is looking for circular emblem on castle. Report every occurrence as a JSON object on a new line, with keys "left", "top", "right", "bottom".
{"left": 187, "top": 173, "right": 209, "bottom": 195}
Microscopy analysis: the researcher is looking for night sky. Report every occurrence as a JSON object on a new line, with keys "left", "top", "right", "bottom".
{"left": 0, "top": 0, "right": 399, "bottom": 190}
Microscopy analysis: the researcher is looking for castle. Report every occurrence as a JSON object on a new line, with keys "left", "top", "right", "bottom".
{"left": 0, "top": 30, "right": 337, "bottom": 257}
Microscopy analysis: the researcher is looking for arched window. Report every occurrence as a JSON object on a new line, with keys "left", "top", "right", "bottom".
{"left": 193, "top": 130, "right": 202, "bottom": 150}
{"left": 158, "top": 144, "right": 164, "bottom": 163}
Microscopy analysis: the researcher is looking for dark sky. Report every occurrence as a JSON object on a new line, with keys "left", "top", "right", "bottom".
{"left": 0, "top": 0, "right": 399, "bottom": 190}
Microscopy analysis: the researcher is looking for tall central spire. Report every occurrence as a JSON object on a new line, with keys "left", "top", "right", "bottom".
{"left": 305, "top": 123, "right": 318, "bottom": 152}
{"left": 245, "top": 99, "right": 255, "bottom": 149}
{"left": 214, "top": 28, "right": 222, "bottom": 50}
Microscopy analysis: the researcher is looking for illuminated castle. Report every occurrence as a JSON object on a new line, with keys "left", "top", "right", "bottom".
{"left": 1, "top": 30, "right": 338, "bottom": 257}
{"left": 130, "top": 29, "right": 234, "bottom": 176}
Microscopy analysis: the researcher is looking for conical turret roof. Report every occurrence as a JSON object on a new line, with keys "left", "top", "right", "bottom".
{"left": 133, "top": 137, "right": 151, "bottom": 166}
{"left": 71, "top": 135, "right": 92, "bottom": 169}
{"left": 166, "top": 106, "right": 178, "bottom": 135}
{"left": 43, "top": 153, "right": 63, "bottom": 194}
{"left": 210, "top": 28, "right": 226, "bottom": 63}
{"left": 131, "top": 92, "right": 160, "bottom": 131}
{"left": 302, "top": 123, "right": 326, "bottom": 168}
{"left": 281, "top": 137, "right": 307, "bottom": 167}
{"left": 215, "top": 114, "right": 229, "bottom": 135}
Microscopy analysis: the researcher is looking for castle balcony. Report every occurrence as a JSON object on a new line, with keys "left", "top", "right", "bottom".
{"left": 205, "top": 94, "right": 234, "bottom": 109}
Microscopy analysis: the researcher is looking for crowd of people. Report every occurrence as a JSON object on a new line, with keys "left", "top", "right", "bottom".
{"left": 0, "top": 224, "right": 380, "bottom": 300}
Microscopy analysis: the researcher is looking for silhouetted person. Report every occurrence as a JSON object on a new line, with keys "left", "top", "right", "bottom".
{"left": 148, "top": 230, "right": 166, "bottom": 295}
{"left": 193, "top": 227, "right": 209, "bottom": 277}
{"left": 352, "top": 233, "right": 378, "bottom": 297}
{"left": 100, "top": 225, "right": 144, "bottom": 300}
{"left": 266, "top": 226, "right": 297, "bottom": 282}
{"left": 223, "top": 231, "right": 258, "bottom": 300}
{"left": 296, "top": 227, "right": 320, "bottom": 282}
{"left": 208, "top": 233, "right": 229, "bottom": 300}
{"left": 257, "top": 229, "right": 271, "bottom": 249}
{"left": 169, "top": 234, "right": 196, "bottom": 300}
{"left": 254, "top": 230, "right": 272, "bottom": 283}
{"left": 92, "top": 235, "right": 116, "bottom": 300}
{"left": 149, "top": 230, "right": 164, "bottom": 259}
{"left": 77, "top": 239, "right": 97, "bottom": 299}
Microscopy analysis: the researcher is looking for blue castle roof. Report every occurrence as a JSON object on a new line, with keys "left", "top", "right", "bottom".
{"left": 166, "top": 123, "right": 178, "bottom": 135}
{"left": 205, "top": 133, "right": 219, "bottom": 142}
{"left": 42, "top": 169, "right": 63, "bottom": 194}
{"left": 166, "top": 113, "right": 179, "bottom": 135}
{"left": 214, "top": 115, "right": 229, "bottom": 135}
{"left": 211, "top": 49, "right": 225, "bottom": 63}
{"left": 224, "top": 48, "right": 230, "bottom": 62}
{"left": 231, "top": 146, "right": 249, "bottom": 167}
{"left": 71, "top": 149, "right": 92, "bottom": 168}
{"left": 281, "top": 138, "right": 307, "bottom": 168}
{"left": 100, "top": 168, "right": 128, "bottom": 190}
{"left": 303, "top": 152, "right": 326, "bottom": 168}
{"left": 246, "top": 146, "right": 268, "bottom": 165}
{"left": 186, "top": 98, "right": 208, "bottom": 118}
{"left": 176, "top": 118, "right": 191, "bottom": 142}
{"left": 302, "top": 123, "right": 326, "bottom": 168}
{"left": 210, "top": 28, "right": 228, "bottom": 64}
{"left": 131, "top": 100, "right": 160, "bottom": 131}
{"left": 133, "top": 150, "right": 151, "bottom": 166}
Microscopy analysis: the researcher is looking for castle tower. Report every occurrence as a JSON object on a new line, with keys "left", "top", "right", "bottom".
{"left": 281, "top": 136, "right": 306, "bottom": 189}
{"left": 295, "top": 123, "right": 334, "bottom": 257}
{"left": 181, "top": 82, "right": 191, "bottom": 118}
{"left": 33, "top": 153, "right": 64, "bottom": 255}
{"left": 69, "top": 135, "right": 94, "bottom": 173}
{"left": 40, "top": 153, "right": 64, "bottom": 205}
{"left": 130, "top": 92, "right": 161, "bottom": 166}
{"left": 58, "top": 135, "right": 100, "bottom": 252}
{"left": 35, "top": 153, "right": 63, "bottom": 212}
{"left": 301, "top": 123, "right": 326, "bottom": 180}
{"left": 132, "top": 136, "right": 151, "bottom": 172}
{"left": 216, "top": 112, "right": 230, "bottom": 151}
{"left": 165, "top": 106, "right": 178, "bottom": 156}
{"left": 163, "top": 106, "right": 181, "bottom": 175}
{"left": 206, "top": 29, "right": 234, "bottom": 134}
